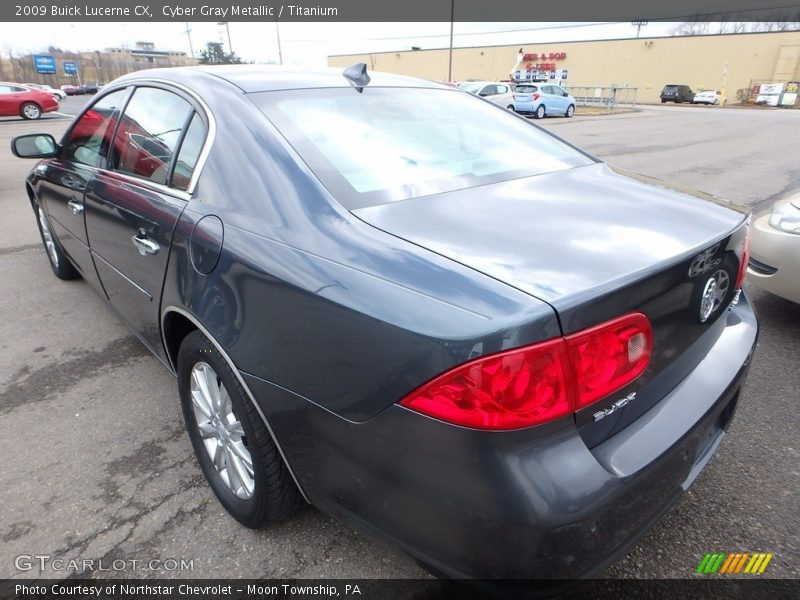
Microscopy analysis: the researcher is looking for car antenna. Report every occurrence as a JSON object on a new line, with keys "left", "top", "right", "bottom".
{"left": 343, "top": 62, "right": 370, "bottom": 93}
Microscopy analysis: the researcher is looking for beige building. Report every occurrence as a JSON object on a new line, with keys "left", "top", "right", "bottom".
{"left": 329, "top": 31, "right": 800, "bottom": 104}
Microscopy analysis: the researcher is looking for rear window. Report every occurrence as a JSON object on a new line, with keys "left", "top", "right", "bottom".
{"left": 515, "top": 85, "right": 538, "bottom": 93}
{"left": 252, "top": 87, "right": 593, "bottom": 209}
{"left": 663, "top": 85, "right": 679, "bottom": 92}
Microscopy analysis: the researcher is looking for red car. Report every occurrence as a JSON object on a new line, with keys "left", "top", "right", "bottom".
{"left": 0, "top": 82, "right": 59, "bottom": 119}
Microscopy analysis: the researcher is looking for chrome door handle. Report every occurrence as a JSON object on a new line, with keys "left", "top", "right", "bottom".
{"left": 132, "top": 233, "right": 160, "bottom": 256}
{"left": 67, "top": 199, "right": 84, "bottom": 215}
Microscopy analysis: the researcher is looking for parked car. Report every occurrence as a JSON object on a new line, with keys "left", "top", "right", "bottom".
{"left": 457, "top": 81, "right": 515, "bottom": 110}
{"left": 513, "top": 82, "right": 576, "bottom": 118}
{"left": 693, "top": 90, "right": 722, "bottom": 105}
{"left": 60, "top": 84, "right": 79, "bottom": 96}
{"left": 748, "top": 193, "right": 800, "bottom": 303}
{"left": 660, "top": 84, "right": 694, "bottom": 103}
{"left": 76, "top": 82, "right": 99, "bottom": 95}
{"left": 0, "top": 82, "right": 59, "bottom": 119}
{"left": 11, "top": 65, "right": 756, "bottom": 585}
{"left": 24, "top": 83, "right": 67, "bottom": 100}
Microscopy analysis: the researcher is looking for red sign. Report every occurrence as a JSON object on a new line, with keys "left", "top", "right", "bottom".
{"left": 522, "top": 52, "right": 567, "bottom": 61}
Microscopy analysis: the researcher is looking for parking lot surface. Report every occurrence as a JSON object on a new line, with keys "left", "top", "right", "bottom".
{"left": 1, "top": 98, "right": 798, "bottom": 581}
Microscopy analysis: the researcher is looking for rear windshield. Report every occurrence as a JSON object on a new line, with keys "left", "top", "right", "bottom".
{"left": 251, "top": 87, "right": 593, "bottom": 209}
{"left": 663, "top": 85, "right": 680, "bottom": 91}
{"left": 515, "top": 85, "right": 539, "bottom": 93}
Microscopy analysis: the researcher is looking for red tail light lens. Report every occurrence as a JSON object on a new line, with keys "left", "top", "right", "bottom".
{"left": 532, "top": 93, "right": 541, "bottom": 101}
{"left": 735, "top": 223, "right": 751, "bottom": 289}
{"left": 399, "top": 313, "right": 652, "bottom": 430}
{"left": 565, "top": 313, "right": 652, "bottom": 409}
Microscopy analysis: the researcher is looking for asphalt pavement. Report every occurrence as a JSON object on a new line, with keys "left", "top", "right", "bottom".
{"left": 0, "top": 98, "right": 798, "bottom": 582}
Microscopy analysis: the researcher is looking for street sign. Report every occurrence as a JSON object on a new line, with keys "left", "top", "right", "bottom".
{"left": 33, "top": 55, "right": 56, "bottom": 75}
{"left": 64, "top": 61, "right": 78, "bottom": 75}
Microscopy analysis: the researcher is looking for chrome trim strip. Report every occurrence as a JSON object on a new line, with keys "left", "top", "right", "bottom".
{"left": 160, "top": 306, "right": 310, "bottom": 504}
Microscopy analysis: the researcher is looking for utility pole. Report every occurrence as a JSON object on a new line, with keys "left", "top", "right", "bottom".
{"left": 218, "top": 21, "right": 233, "bottom": 55}
{"left": 275, "top": 18, "right": 283, "bottom": 65}
{"left": 632, "top": 20, "right": 648, "bottom": 38}
{"left": 184, "top": 22, "right": 195, "bottom": 60}
{"left": 447, "top": 0, "right": 454, "bottom": 82}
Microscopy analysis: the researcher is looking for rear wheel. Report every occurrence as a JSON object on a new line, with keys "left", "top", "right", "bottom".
{"left": 534, "top": 105, "right": 546, "bottom": 119}
{"left": 506, "top": 104, "right": 515, "bottom": 111}
{"left": 21, "top": 102, "right": 42, "bottom": 120}
{"left": 177, "top": 330, "right": 302, "bottom": 528}
{"left": 565, "top": 104, "right": 575, "bottom": 118}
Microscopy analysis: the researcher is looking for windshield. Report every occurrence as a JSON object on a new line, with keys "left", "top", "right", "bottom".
{"left": 252, "top": 87, "right": 594, "bottom": 209}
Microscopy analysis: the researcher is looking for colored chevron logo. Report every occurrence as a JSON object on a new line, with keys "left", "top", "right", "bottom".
{"left": 697, "top": 552, "right": 774, "bottom": 574}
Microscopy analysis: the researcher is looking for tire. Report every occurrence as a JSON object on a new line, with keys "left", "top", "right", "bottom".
{"left": 506, "top": 104, "right": 515, "bottom": 111}
{"left": 32, "top": 200, "right": 80, "bottom": 280}
{"left": 565, "top": 104, "right": 575, "bottom": 118}
{"left": 177, "top": 330, "right": 302, "bottom": 528}
{"left": 661, "top": 99, "right": 666, "bottom": 103}
{"left": 534, "top": 104, "right": 546, "bottom": 119}
{"left": 21, "top": 102, "right": 42, "bottom": 120}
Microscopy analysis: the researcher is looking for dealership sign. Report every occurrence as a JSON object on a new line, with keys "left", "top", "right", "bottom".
{"left": 63, "top": 61, "right": 78, "bottom": 75}
{"left": 756, "top": 82, "right": 784, "bottom": 106}
{"left": 33, "top": 55, "right": 56, "bottom": 74}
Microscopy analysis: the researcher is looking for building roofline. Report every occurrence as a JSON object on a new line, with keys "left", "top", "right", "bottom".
{"left": 328, "top": 28, "right": 800, "bottom": 58}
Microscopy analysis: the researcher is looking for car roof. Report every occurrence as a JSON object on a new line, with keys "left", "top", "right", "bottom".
{"left": 114, "top": 65, "right": 448, "bottom": 94}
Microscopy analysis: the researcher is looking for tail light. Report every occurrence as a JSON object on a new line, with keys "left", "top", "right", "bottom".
{"left": 532, "top": 93, "right": 541, "bottom": 101}
{"left": 735, "top": 223, "right": 751, "bottom": 289}
{"left": 399, "top": 313, "right": 652, "bottom": 430}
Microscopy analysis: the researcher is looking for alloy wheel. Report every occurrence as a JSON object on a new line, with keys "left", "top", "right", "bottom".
{"left": 190, "top": 362, "right": 255, "bottom": 499}
{"left": 37, "top": 207, "right": 59, "bottom": 267}
{"left": 23, "top": 104, "right": 41, "bottom": 119}
{"left": 699, "top": 269, "right": 730, "bottom": 322}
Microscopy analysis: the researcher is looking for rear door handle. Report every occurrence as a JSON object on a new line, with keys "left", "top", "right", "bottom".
{"left": 67, "top": 199, "right": 84, "bottom": 215}
{"left": 132, "top": 232, "right": 160, "bottom": 256}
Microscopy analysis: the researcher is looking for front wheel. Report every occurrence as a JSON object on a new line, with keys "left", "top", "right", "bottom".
{"left": 534, "top": 104, "right": 546, "bottom": 119}
{"left": 565, "top": 104, "right": 575, "bottom": 118}
{"left": 506, "top": 104, "right": 515, "bottom": 111}
{"left": 21, "top": 102, "right": 42, "bottom": 120}
{"left": 177, "top": 330, "right": 302, "bottom": 528}
{"left": 33, "top": 202, "right": 80, "bottom": 280}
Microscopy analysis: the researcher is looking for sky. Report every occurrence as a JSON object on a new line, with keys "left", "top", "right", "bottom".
{"left": 0, "top": 22, "right": 679, "bottom": 65}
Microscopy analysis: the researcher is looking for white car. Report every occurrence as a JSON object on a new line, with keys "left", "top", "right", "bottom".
{"left": 24, "top": 83, "right": 67, "bottom": 100}
{"left": 457, "top": 81, "right": 515, "bottom": 110}
{"left": 692, "top": 90, "right": 721, "bottom": 105}
{"left": 748, "top": 193, "right": 800, "bottom": 303}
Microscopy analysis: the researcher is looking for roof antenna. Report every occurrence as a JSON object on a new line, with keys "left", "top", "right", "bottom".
{"left": 343, "top": 62, "right": 370, "bottom": 93}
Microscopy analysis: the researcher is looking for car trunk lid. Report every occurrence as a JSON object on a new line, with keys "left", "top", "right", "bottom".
{"left": 354, "top": 162, "right": 748, "bottom": 445}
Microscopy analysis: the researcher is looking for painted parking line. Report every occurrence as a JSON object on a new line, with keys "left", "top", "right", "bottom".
{"left": 51, "top": 112, "right": 76, "bottom": 118}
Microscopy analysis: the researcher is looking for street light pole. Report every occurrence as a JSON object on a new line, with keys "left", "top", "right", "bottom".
{"left": 184, "top": 22, "right": 195, "bottom": 60}
{"left": 275, "top": 18, "right": 283, "bottom": 65}
{"left": 218, "top": 21, "right": 233, "bottom": 55}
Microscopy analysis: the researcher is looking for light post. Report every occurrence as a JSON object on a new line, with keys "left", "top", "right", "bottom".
{"left": 447, "top": 0, "right": 454, "bottom": 82}
{"left": 218, "top": 21, "right": 233, "bottom": 55}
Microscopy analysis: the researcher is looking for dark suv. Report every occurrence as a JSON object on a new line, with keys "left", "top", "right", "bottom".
{"left": 661, "top": 84, "right": 694, "bottom": 103}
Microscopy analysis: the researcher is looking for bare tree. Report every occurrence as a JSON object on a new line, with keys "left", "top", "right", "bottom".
{"left": 750, "top": 21, "right": 800, "bottom": 32}
{"left": 671, "top": 22, "right": 710, "bottom": 36}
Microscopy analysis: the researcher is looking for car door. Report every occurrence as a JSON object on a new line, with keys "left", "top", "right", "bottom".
{"left": 495, "top": 84, "right": 512, "bottom": 108}
{"left": 84, "top": 85, "right": 207, "bottom": 359}
{"left": 36, "top": 87, "right": 131, "bottom": 284}
{"left": 0, "top": 84, "right": 18, "bottom": 115}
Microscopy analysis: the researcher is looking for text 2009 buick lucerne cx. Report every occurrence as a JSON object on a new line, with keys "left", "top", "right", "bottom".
{"left": 11, "top": 65, "right": 757, "bottom": 582}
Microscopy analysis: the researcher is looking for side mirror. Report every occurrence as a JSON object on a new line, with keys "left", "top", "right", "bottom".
{"left": 562, "top": 92, "right": 569, "bottom": 97}
{"left": 11, "top": 134, "right": 57, "bottom": 158}
{"left": 479, "top": 92, "right": 489, "bottom": 97}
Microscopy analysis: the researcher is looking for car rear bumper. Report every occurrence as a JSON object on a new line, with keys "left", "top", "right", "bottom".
{"left": 513, "top": 100, "right": 540, "bottom": 113}
{"left": 748, "top": 212, "right": 800, "bottom": 303}
{"left": 244, "top": 294, "right": 757, "bottom": 580}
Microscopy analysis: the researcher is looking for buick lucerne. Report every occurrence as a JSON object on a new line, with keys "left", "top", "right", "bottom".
{"left": 12, "top": 65, "right": 757, "bottom": 582}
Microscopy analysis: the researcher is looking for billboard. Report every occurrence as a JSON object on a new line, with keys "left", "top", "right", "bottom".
{"left": 64, "top": 61, "right": 78, "bottom": 75}
{"left": 33, "top": 55, "right": 56, "bottom": 74}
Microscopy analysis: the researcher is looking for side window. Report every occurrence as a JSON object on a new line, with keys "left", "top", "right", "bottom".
{"left": 497, "top": 85, "right": 509, "bottom": 94}
{"left": 170, "top": 113, "right": 207, "bottom": 191}
{"left": 110, "top": 87, "right": 192, "bottom": 186}
{"left": 0, "top": 85, "right": 12, "bottom": 93}
{"left": 61, "top": 88, "right": 129, "bottom": 168}
{"left": 481, "top": 85, "right": 496, "bottom": 96}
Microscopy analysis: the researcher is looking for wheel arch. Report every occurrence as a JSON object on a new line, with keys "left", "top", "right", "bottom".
{"left": 161, "top": 306, "right": 310, "bottom": 503}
